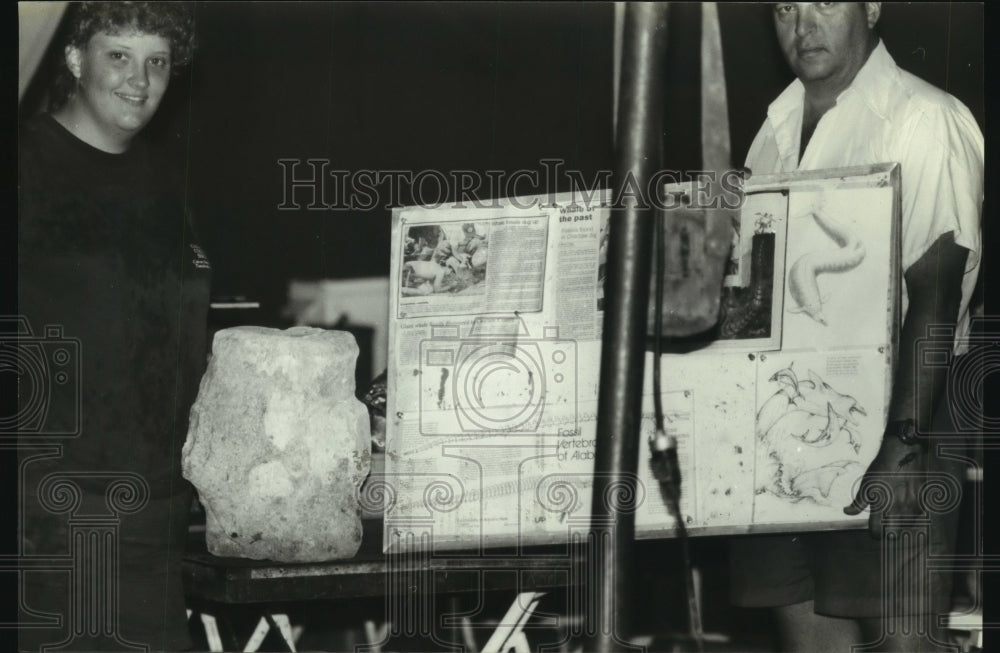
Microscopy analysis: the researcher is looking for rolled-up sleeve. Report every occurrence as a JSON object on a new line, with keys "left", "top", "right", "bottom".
{"left": 896, "top": 99, "right": 983, "bottom": 275}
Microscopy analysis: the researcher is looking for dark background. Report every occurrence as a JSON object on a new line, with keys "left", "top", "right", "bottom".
{"left": 20, "top": 2, "right": 984, "bottom": 322}
{"left": 9, "top": 3, "right": 992, "bottom": 641}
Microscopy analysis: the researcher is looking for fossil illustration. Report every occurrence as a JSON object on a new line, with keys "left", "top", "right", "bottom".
{"left": 719, "top": 233, "right": 775, "bottom": 339}
{"left": 756, "top": 365, "right": 867, "bottom": 505}
{"left": 787, "top": 204, "right": 866, "bottom": 326}
{"left": 770, "top": 458, "right": 862, "bottom": 502}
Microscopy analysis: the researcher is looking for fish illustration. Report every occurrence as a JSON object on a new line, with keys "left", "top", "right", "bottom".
{"left": 787, "top": 205, "right": 866, "bottom": 326}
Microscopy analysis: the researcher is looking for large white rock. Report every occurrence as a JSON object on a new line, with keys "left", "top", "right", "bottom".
{"left": 182, "top": 326, "right": 371, "bottom": 562}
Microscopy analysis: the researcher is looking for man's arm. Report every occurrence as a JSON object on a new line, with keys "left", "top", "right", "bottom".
{"left": 844, "top": 231, "right": 968, "bottom": 533}
{"left": 890, "top": 231, "right": 968, "bottom": 428}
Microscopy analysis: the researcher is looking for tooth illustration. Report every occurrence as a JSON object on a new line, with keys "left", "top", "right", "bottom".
{"left": 789, "top": 460, "right": 860, "bottom": 501}
{"left": 757, "top": 365, "right": 867, "bottom": 505}
{"left": 756, "top": 366, "right": 801, "bottom": 437}
{"left": 793, "top": 370, "right": 866, "bottom": 425}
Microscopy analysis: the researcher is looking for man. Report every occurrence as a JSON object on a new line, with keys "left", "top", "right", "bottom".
{"left": 730, "top": 4, "right": 983, "bottom": 652}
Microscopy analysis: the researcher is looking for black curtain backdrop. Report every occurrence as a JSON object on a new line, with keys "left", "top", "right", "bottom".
{"left": 21, "top": 2, "right": 986, "bottom": 322}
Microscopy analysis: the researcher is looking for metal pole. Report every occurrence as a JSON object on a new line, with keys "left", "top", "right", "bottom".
{"left": 589, "top": 3, "right": 669, "bottom": 651}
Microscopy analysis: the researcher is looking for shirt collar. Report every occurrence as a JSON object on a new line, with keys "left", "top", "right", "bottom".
{"left": 767, "top": 39, "right": 896, "bottom": 129}
{"left": 840, "top": 39, "right": 896, "bottom": 120}
{"left": 765, "top": 75, "right": 806, "bottom": 168}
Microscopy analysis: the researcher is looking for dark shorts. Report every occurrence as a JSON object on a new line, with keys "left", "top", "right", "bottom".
{"left": 729, "top": 523, "right": 960, "bottom": 618}
{"left": 730, "top": 398, "right": 970, "bottom": 619}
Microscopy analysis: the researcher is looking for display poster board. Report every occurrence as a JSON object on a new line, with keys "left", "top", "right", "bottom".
{"left": 381, "top": 164, "right": 900, "bottom": 552}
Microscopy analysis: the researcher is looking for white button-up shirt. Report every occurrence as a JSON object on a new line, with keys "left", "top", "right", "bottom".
{"left": 746, "top": 41, "right": 983, "bottom": 353}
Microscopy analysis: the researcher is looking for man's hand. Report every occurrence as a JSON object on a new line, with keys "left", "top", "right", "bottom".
{"left": 844, "top": 436, "right": 929, "bottom": 538}
{"left": 844, "top": 232, "right": 969, "bottom": 538}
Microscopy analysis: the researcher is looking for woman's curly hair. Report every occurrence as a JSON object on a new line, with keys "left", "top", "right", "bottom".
{"left": 50, "top": 2, "right": 196, "bottom": 110}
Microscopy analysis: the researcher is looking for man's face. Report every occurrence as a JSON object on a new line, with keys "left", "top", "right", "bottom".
{"left": 773, "top": 3, "right": 879, "bottom": 88}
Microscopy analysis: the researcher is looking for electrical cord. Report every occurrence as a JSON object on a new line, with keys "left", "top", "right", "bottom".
{"left": 648, "top": 206, "right": 705, "bottom": 653}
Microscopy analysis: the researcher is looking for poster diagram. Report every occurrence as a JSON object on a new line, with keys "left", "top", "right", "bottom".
{"left": 751, "top": 348, "right": 889, "bottom": 525}
{"left": 385, "top": 165, "right": 900, "bottom": 551}
{"left": 781, "top": 182, "right": 897, "bottom": 351}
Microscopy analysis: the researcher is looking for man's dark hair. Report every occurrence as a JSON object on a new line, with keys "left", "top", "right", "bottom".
{"left": 50, "top": 2, "right": 196, "bottom": 110}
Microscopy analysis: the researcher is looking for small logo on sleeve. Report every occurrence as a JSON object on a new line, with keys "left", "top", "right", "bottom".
{"left": 190, "top": 244, "right": 211, "bottom": 270}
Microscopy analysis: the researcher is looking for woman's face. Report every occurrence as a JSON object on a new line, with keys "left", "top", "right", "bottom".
{"left": 65, "top": 30, "right": 172, "bottom": 150}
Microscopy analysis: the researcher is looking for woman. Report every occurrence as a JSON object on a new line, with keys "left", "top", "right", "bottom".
{"left": 18, "top": 3, "right": 206, "bottom": 651}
